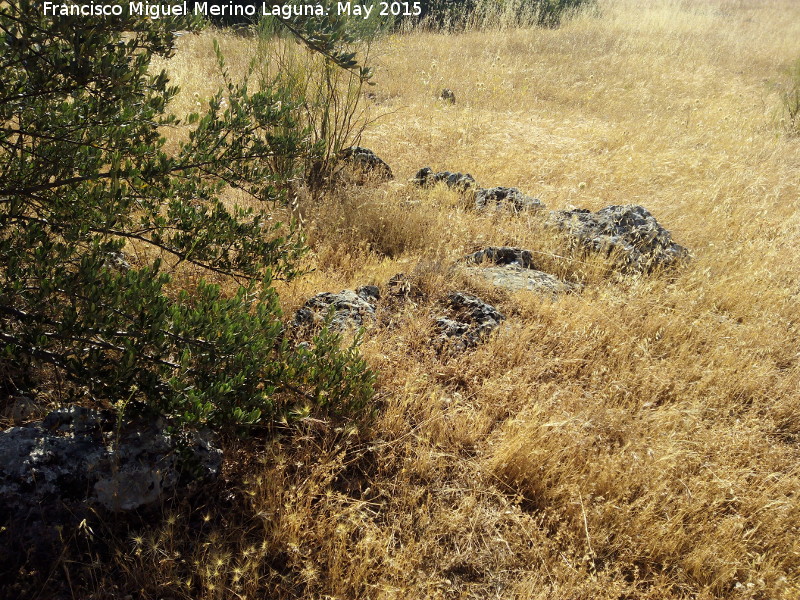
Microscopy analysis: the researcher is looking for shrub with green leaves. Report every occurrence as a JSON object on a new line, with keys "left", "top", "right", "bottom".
{"left": 0, "top": 1, "right": 375, "bottom": 432}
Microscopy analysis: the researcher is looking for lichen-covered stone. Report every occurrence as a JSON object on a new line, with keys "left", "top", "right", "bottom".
{"left": 473, "top": 186, "right": 543, "bottom": 213}
{"left": 411, "top": 167, "right": 476, "bottom": 192}
{"left": 0, "top": 405, "right": 222, "bottom": 584}
{"left": 467, "top": 265, "right": 578, "bottom": 295}
{"left": 434, "top": 292, "right": 505, "bottom": 351}
{"left": 463, "top": 247, "right": 535, "bottom": 269}
{"left": 0, "top": 406, "right": 221, "bottom": 517}
{"left": 462, "top": 246, "right": 578, "bottom": 295}
{"left": 548, "top": 204, "right": 689, "bottom": 272}
{"left": 339, "top": 146, "right": 393, "bottom": 181}
{"left": 293, "top": 286, "right": 380, "bottom": 331}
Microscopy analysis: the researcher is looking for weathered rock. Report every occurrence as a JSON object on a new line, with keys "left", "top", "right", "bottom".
{"left": 411, "top": 167, "right": 477, "bottom": 192}
{"left": 435, "top": 317, "right": 470, "bottom": 339}
{"left": 293, "top": 286, "right": 380, "bottom": 331}
{"left": 387, "top": 272, "right": 413, "bottom": 297}
{"left": 447, "top": 291, "right": 505, "bottom": 328}
{"left": 435, "top": 292, "right": 505, "bottom": 351}
{"left": 0, "top": 405, "right": 222, "bottom": 519}
{"left": 473, "top": 186, "right": 543, "bottom": 213}
{"left": 339, "top": 146, "right": 393, "bottom": 181}
{"left": 0, "top": 403, "right": 222, "bottom": 576}
{"left": 467, "top": 265, "right": 578, "bottom": 295}
{"left": 462, "top": 246, "right": 578, "bottom": 295}
{"left": 547, "top": 204, "right": 689, "bottom": 272}
{"left": 439, "top": 88, "right": 456, "bottom": 104}
{"left": 102, "top": 248, "right": 131, "bottom": 271}
{"left": 411, "top": 169, "right": 542, "bottom": 213}
{"left": 464, "top": 246, "right": 535, "bottom": 269}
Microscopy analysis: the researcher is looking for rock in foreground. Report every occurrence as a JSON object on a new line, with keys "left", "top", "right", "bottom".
{"left": 0, "top": 406, "right": 221, "bottom": 517}
{"left": 0, "top": 406, "right": 222, "bottom": 583}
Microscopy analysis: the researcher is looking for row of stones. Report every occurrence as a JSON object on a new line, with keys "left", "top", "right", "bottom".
{"left": 341, "top": 147, "right": 688, "bottom": 273}
{"left": 309, "top": 149, "right": 691, "bottom": 351}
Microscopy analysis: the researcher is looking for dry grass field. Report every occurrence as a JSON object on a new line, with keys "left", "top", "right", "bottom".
{"left": 102, "top": 1, "right": 800, "bottom": 598}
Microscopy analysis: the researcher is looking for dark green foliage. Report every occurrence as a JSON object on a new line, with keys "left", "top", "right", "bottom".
{"left": 0, "top": 0, "right": 374, "bottom": 432}
{"left": 414, "top": 0, "right": 594, "bottom": 30}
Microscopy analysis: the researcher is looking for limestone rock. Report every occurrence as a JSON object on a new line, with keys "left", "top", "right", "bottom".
{"left": 435, "top": 292, "right": 505, "bottom": 351}
{"left": 0, "top": 404, "right": 222, "bottom": 573}
{"left": 548, "top": 204, "right": 689, "bottom": 272}
{"left": 294, "top": 286, "right": 380, "bottom": 331}
{"left": 463, "top": 246, "right": 535, "bottom": 269}
{"left": 411, "top": 167, "right": 477, "bottom": 192}
{"left": 462, "top": 246, "right": 578, "bottom": 295}
{"left": 0, "top": 405, "right": 222, "bottom": 518}
{"left": 467, "top": 265, "right": 577, "bottom": 295}
{"left": 339, "top": 146, "right": 393, "bottom": 181}
{"left": 410, "top": 169, "right": 542, "bottom": 214}
{"left": 473, "top": 186, "right": 543, "bottom": 213}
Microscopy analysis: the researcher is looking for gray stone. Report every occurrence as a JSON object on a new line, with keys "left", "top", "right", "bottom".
{"left": 293, "top": 285, "right": 380, "bottom": 331}
{"left": 435, "top": 292, "right": 505, "bottom": 351}
{"left": 547, "top": 204, "right": 689, "bottom": 272}
{"left": 339, "top": 146, "right": 393, "bottom": 181}
{"left": 0, "top": 406, "right": 222, "bottom": 518}
{"left": 0, "top": 406, "right": 222, "bottom": 591}
{"left": 411, "top": 167, "right": 477, "bottom": 192}
{"left": 462, "top": 246, "right": 578, "bottom": 295}
{"left": 473, "top": 186, "right": 543, "bottom": 213}
{"left": 410, "top": 168, "right": 543, "bottom": 214}
{"left": 435, "top": 317, "right": 470, "bottom": 338}
{"left": 102, "top": 249, "right": 131, "bottom": 271}
{"left": 465, "top": 265, "right": 578, "bottom": 295}
{"left": 463, "top": 246, "right": 535, "bottom": 269}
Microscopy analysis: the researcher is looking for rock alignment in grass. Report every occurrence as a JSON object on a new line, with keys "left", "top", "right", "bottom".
{"left": 462, "top": 246, "right": 579, "bottom": 295}
{"left": 411, "top": 167, "right": 542, "bottom": 213}
{"left": 293, "top": 285, "right": 380, "bottom": 331}
{"left": 435, "top": 291, "right": 505, "bottom": 351}
{"left": 293, "top": 279, "right": 505, "bottom": 351}
{"left": 339, "top": 146, "right": 394, "bottom": 181}
{"left": 547, "top": 204, "right": 689, "bottom": 272}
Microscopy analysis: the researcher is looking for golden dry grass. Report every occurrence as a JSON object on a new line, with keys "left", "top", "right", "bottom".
{"left": 96, "top": 1, "right": 800, "bottom": 598}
